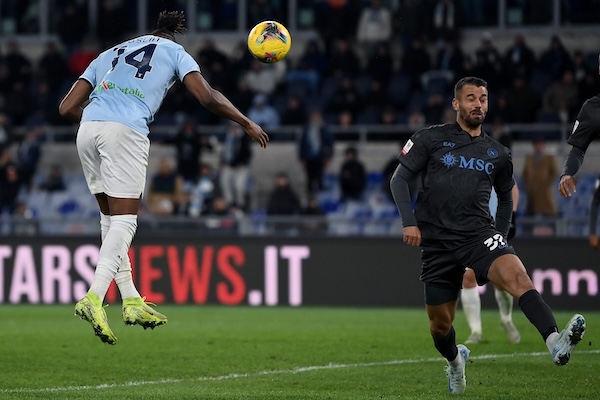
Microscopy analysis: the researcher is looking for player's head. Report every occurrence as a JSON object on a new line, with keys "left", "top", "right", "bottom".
{"left": 452, "top": 76, "right": 488, "bottom": 130}
{"left": 152, "top": 10, "right": 187, "bottom": 41}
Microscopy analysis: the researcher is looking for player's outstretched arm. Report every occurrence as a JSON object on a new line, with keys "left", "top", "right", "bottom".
{"left": 183, "top": 71, "right": 269, "bottom": 148}
{"left": 58, "top": 80, "right": 93, "bottom": 124}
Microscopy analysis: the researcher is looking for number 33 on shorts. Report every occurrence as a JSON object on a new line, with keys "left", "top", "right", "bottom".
{"left": 484, "top": 233, "right": 507, "bottom": 251}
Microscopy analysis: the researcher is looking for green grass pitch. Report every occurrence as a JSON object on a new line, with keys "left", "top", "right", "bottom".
{"left": 0, "top": 306, "right": 597, "bottom": 399}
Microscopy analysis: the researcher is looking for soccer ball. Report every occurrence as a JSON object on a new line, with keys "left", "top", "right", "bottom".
{"left": 247, "top": 20, "right": 292, "bottom": 63}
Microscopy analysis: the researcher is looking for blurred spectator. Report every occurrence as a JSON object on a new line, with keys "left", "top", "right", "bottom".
{"left": 572, "top": 50, "right": 591, "bottom": 83}
{"left": 328, "top": 38, "right": 361, "bottom": 79}
{"left": 96, "top": 0, "right": 129, "bottom": 48}
{"left": 339, "top": 146, "right": 366, "bottom": 202}
{"left": 186, "top": 163, "right": 217, "bottom": 217}
{"left": 380, "top": 105, "right": 399, "bottom": 125}
{"left": 365, "top": 42, "right": 394, "bottom": 86}
{"left": 242, "top": 60, "right": 281, "bottom": 95}
{"left": 146, "top": 158, "right": 185, "bottom": 216}
{"left": 521, "top": 138, "right": 558, "bottom": 217}
{"left": 57, "top": 3, "right": 88, "bottom": 53}
{"left": 16, "top": 126, "right": 43, "bottom": 190}
{"left": 228, "top": 79, "right": 255, "bottom": 115}
{"left": 11, "top": 200, "right": 37, "bottom": 235}
{"left": 247, "top": 93, "right": 280, "bottom": 129}
{"left": 407, "top": 109, "right": 426, "bottom": 130}
{"left": 394, "top": 0, "right": 428, "bottom": 52}
{"left": 0, "top": 113, "right": 15, "bottom": 152}
{"left": 504, "top": 34, "right": 536, "bottom": 80}
{"left": 4, "top": 41, "right": 31, "bottom": 85}
{"left": 326, "top": 75, "right": 363, "bottom": 119}
{"left": 538, "top": 35, "right": 573, "bottom": 81}
{"left": 266, "top": 172, "right": 302, "bottom": 215}
{"left": 505, "top": 75, "right": 539, "bottom": 123}
{"left": 474, "top": 32, "right": 504, "bottom": 90}
{"left": 401, "top": 38, "right": 431, "bottom": 92}
{"left": 0, "top": 148, "right": 20, "bottom": 214}
{"left": 364, "top": 79, "right": 391, "bottom": 111}
{"left": 68, "top": 39, "right": 99, "bottom": 78}
{"left": 424, "top": 93, "right": 446, "bottom": 123}
{"left": 229, "top": 40, "right": 255, "bottom": 82}
{"left": 489, "top": 117, "right": 512, "bottom": 150}
{"left": 165, "top": 119, "right": 213, "bottom": 183}
{"left": 300, "top": 195, "right": 327, "bottom": 234}
{"left": 578, "top": 70, "right": 600, "bottom": 106}
{"left": 38, "top": 163, "right": 67, "bottom": 193}
{"left": 315, "top": 0, "right": 361, "bottom": 53}
{"left": 204, "top": 195, "right": 238, "bottom": 233}
{"left": 435, "top": 39, "right": 464, "bottom": 79}
{"left": 37, "top": 42, "right": 68, "bottom": 91}
{"left": 542, "top": 69, "right": 579, "bottom": 122}
{"left": 292, "top": 39, "right": 328, "bottom": 87}
{"left": 356, "top": 0, "right": 393, "bottom": 53}
{"left": 34, "top": 81, "right": 63, "bottom": 125}
{"left": 337, "top": 110, "right": 354, "bottom": 126}
{"left": 219, "top": 121, "right": 252, "bottom": 210}
{"left": 5, "top": 81, "right": 31, "bottom": 126}
{"left": 298, "top": 110, "right": 334, "bottom": 194}
{"left": 430, "top": 0, "right": 460, "bottom": 46}
{"left": 281, "top": 94, "right": 308, "bottom": 126}
{"left": 197, "top": 38, "right": 231, "bottom": 92}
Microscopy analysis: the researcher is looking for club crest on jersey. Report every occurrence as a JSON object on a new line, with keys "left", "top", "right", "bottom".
{"left": 487, "top": 148, "right": 498, "bottom": 158}
{"left": 401, "top": 139, "right": 414, "bottom": 155}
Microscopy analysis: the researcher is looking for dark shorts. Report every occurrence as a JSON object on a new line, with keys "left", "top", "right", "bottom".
{"left": 420, "top": 227, "right": 516, "bottom": 305}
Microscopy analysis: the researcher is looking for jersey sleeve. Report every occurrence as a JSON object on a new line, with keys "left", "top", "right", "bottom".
{"left": 175, "top": 49, "right": 201, "bottom": 82}
{"left": 567, "top": 100, "right": 600, "bottom": 151}
{"left": 493, "top": 147, "right": 515, "bottom": 196}
{"left": 399, "top": 129, "right": 431, "bottom": 173}
{"left": 79, "top": 57, "right": 99, "bottom": 87}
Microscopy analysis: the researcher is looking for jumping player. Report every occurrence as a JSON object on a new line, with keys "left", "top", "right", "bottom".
{"left": 59, "top": 11, "right": 269, "bottom": 345}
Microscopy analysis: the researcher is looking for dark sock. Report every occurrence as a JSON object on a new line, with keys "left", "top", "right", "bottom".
{"left": 518, "top": 289, "right": 558, "bottom": 340}
{"left": 433, "top": 326, "right": 458, "bottom": 361}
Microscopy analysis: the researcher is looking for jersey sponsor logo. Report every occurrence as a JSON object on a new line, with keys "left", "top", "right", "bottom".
{"left": 401, "top": 139, "right": 414, "bottom": 155}
{"left": 443, "top": 141, "right": 455, "bottom": 148}
{"left": 439, "top": 152, "right": 458, "bottom": 168}
{"left": 483, "top": 233, "right": 508, "bottom": 251}
{"left": 96, "top": 80, "right": 146, "bottom": 99}
{"left": 439, "top": 152, "right": 495, "bottom": 175}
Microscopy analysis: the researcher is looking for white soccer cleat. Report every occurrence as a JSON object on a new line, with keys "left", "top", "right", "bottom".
{"left": 465, "top": 331, "right": 483, "bottom": 345}
{"left": 501, "top": 320, "right": 521, "bottom": 344}
{"left": 445, "top": 344, "right": 470, "bottom": 395}
{"left": 551, "top": 314, "right": 586, "bottom": 366}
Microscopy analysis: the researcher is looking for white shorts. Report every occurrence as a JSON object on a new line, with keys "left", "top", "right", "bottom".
{"left": 76, "top": 121, "right": 150, "bottom": 198}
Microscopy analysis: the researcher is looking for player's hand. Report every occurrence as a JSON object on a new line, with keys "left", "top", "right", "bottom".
{"left": 507, "top": 211, "right": 517, "bottom": 240}
{"left": 403, "top": 226, "right": 421, "bottom": 247}
{"left": 589, "top": 234, "right": 599, "bottom": 250}
{"left": 559, "top": 175, "right": 577, "bottom": 197}
{"left": 244, "top": 121, "right": 269, "bottom": 148}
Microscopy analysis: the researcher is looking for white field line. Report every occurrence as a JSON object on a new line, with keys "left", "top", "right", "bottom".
{"left": 2, "top": 350, "right": 599, "bottom": 394}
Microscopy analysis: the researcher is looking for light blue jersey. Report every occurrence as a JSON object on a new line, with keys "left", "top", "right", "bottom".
{"left": 80, "top": 35, "right": 200, "bottom": 135}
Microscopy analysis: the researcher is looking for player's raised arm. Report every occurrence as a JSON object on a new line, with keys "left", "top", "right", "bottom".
{"left": 182, "top": 71, "right": 269, "bottom": 148}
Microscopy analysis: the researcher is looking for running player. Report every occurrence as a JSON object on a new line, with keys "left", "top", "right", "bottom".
{"left": 390, "top": 76, "right": 585, "bottom": 395}
{"left": 59, "top": 11, "right": 269, "bottom": 345}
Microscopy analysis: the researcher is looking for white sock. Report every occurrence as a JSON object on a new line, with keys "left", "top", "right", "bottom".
{"left": 461, "top": 287, "right": 482, "bottom": 335}
{"left": 448, "top": 351, "right": 461, "bottom": 367}
{"left": 100, "top": 213, "right": 140, "bottom": 300}
{"left": 494, "top": 287, "right": 514, "bottom": 323}
{"left": 546, "top": 332, "right": 560, "bottom": 352}
{"left": 89, "top": 214, "right": 138, "bottom": 300}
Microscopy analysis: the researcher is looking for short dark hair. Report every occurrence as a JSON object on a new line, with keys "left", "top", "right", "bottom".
{"left": 454, "top": 77, "right": 488, "bottom": 98}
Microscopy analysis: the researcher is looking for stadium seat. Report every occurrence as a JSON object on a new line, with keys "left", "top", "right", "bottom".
{"left": 386, "top": 74, "right": 413, "bottom": 108}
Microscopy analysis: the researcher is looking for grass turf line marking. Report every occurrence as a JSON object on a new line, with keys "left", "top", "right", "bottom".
{"left": 2, "top": 350, "right": 599, "bottom": 394}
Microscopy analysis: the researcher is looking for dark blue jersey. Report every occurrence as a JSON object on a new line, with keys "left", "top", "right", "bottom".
{"left": 567, "top": 94, "right": 600, "bottom": 151}
{"left": 400, "top": 123, "right": 514, "bottom": 238}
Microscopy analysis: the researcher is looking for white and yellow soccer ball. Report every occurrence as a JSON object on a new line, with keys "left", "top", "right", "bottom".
{"left": 247, "top": 20, "right": 291, "bottom": 63}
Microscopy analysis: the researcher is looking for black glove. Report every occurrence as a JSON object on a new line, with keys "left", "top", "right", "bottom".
{"left": 507, "top": 211, "right": 517, "bottom": 240}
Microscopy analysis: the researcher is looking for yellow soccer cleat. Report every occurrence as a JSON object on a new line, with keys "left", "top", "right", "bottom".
{"left": 122, "top": 297, "right": 168, "bottom": 330}
{"left": 74, "top": 292, "right": 117, "bottom": 345}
